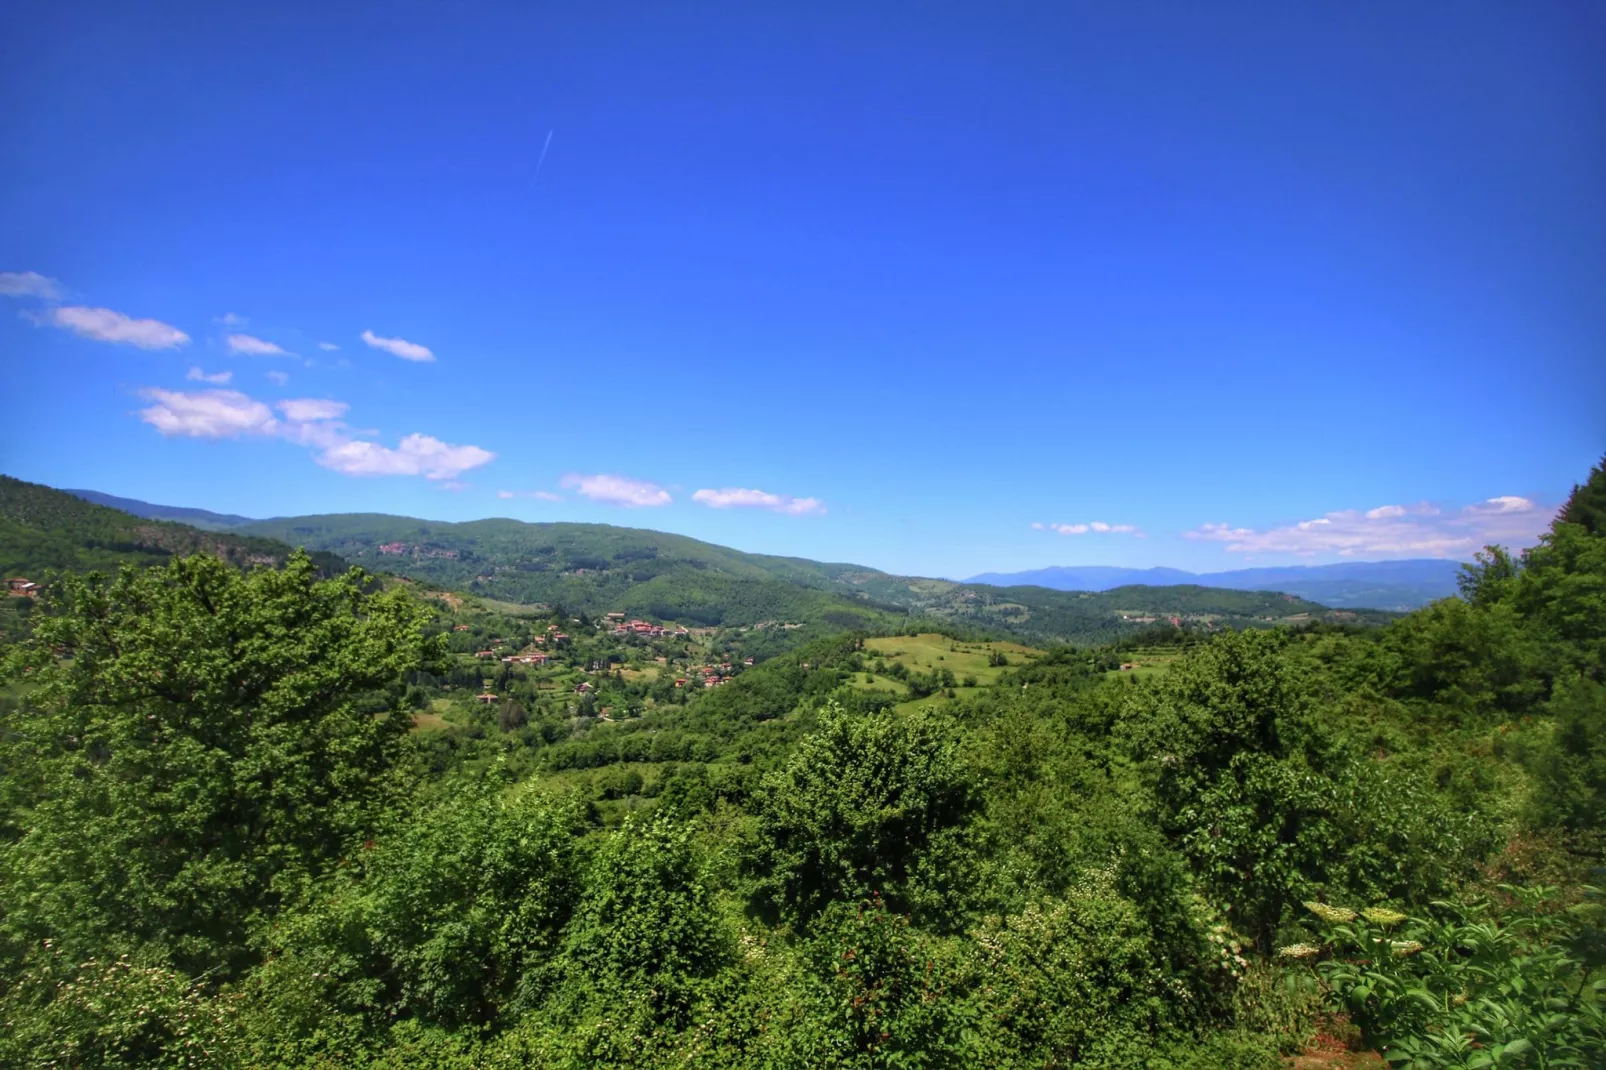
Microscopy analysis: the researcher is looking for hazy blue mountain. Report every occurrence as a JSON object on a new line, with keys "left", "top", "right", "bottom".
{"left": 966, "top": 566, "right": 1198, "bottom": 589}
{"left": 65, "top": 489, "right": 257, "bottom": 531}
{"left": 965, "top": 559, "right": 1464, "bottom": 611}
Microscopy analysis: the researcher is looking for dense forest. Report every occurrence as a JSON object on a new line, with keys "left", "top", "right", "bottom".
{"left": 0, "top": 457, "right": 1602, "bottom": 1067}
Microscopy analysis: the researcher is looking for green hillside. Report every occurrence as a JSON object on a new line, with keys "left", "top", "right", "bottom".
{"left": 236, "top": 512, "right": 1388, "bottom": 643}
{"left": 0, "top": 475, "right": 347, "bottom": 581}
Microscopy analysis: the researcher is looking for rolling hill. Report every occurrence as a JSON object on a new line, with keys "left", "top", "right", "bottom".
{"left": 8, "top": 481, "right": 1397, "bottom": 645}
{"left": 231, "top": 511, "right": 1393, "bottom": 643}
{"left": 966, "top": 559, "right": 1465, "bottom": 610}
{"left": 0, "top": 475, "right": 346, "bottom": 580}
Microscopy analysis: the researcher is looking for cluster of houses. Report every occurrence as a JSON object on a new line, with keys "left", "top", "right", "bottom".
{"left": 604, "top": 612, "right": 690, "bottom": 639}
{"left": 376, "top": 541, "right": 459, "bottom": 559}
{"left": 6, "top": 577, "right": 39, "bottom": 598}
{"left": 674, "top": 655, "right": 756, "bottom": 689}
{"left": 1118, "top": 614, "right": 1183, "bottom": 627}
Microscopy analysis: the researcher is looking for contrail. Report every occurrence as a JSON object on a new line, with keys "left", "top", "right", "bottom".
{"left": 534, "top": 129, "right": 554, "bottom": 182}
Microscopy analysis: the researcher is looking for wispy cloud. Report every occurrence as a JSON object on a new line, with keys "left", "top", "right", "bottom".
{"left": 265, "top": 370, "right": 289, "bottom": 385}
{"left": 0, "top": 271, "right": 63, "bottom": 300}
{"left": 226, "top": 333, "right": 290, "bottom": 356}
{"left": 498, "top": 489, "right": 564, "bottom": 502}
{"left": 692, "top": 486, "right": 825, "bottom": 516}
{"left": 214, "top": 312, "right": 247, "bottom": 326}
{"left": 277, "top": 398, "right": 349, "bottom": 422}
{"left": 560, "top": 473, "right": 671, "bottom": 507}
{"left": 1184, "top": 498, "right": 1554, "bottom": 558}
{"left": 186, "top": 367, "right": 232, "bottom": 384}
{"left": 361, "top": 329, "right": 434, "bottom": 362}
{"left": 1032, "top": 520, "right": 1144, "bottom": 537}
{"left": 318, "top": 341, "right": 340, "bottom": 351}
{"left": 31, "top": 306, "right": 189, "bottom": 349}
{"left": 134, "top": 385, "right": 494, "bottom": 482}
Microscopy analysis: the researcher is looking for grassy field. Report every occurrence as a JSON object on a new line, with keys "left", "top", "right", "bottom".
{"left": 1105, "top": 644, "right": 1188, "bottom": 679}
{"left": 854, "top": 633, "right": 1045, "bottom": 711}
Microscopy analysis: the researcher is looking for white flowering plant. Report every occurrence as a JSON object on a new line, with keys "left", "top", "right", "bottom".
{"left": 1283, "top": 886, "right": 1605, "bottom": 1068}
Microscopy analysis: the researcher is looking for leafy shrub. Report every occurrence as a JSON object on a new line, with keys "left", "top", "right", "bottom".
{"left": 241, "top": 786, "right": 581, "bottom": 1061}
{"left": 1292, "top": 889, "right": 1606, "bottom": 1067}
{"left": 557, "top": 811, "right": 728, "bottom": 1023}
{"left": 752, "top": 702, "right": 976, "bottom": 924}
{"left": 0, "top": 942, "right": 244, "bottom": 1069}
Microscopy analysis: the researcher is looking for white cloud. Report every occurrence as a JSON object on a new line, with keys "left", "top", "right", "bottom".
{"left": 1465, "top": 495, "right": 1536, "bottom": 515}
{"left": 32, "top": 306, "right": 189, "bottom": 349}
{"left": 361, "top": 329, "right": 434, "bottom": 362}
{"left": 498, "top": 489, "right": 564, "bottom": 502}
{"left": 265, "top": 370, "right": 289, "bottom": 385}
{"left": 560, "top": 473, "right": 672, "bottom": 508}
{"left": 214, "top": 312, "right": 247, "bottom": 326}
{"left": 227, "top": 333, "right": 289, "bottom": 356}
{"left": 318, "top": 341, "right": 340, "bottom": 351}
{"left": 0, "top": 271, "right": 62, "bottom": 300}
{"left": 1185, "top": 496, "right": 1553, "bottom": 558}
{"left": 138, "top": 388, "right": 278, "bottom": 438}
{"left": 691, "top": 486, "right": 826, "bottom": 516}
{"left": 186, "top": 367, "right": 233, "bottom": 384}
{"left": 317, "top": 434, "right": 494, "bottom": 480}
{"left": 277, "top": 398, "right": 349, "bottom": 422}
{"left": 1035, "top": 520, "right": 1143, "bottom": 537}
{"left": 135, "top": 385, "right": 493, "bottom": 482}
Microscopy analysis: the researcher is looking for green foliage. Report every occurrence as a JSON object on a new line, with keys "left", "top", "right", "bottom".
{"left": 753, "top": 701, "right": 976, "bottom": 924}
{"left": 957, "top": 878, "right": 1205, "bottom": 1066}
{"left": 1125, "top": 630, "right": 1336, "bottom": 944}
{"left": 1521, "top": 676, "right": 1606, "bottom": 833}
{"left": 556, "top": 811, "right": 728, "bottom": 1023}
{"left": 1557, "top": 453, "right": 1606, "bottom": 537}
{"left": 0, "top": 941, "right": 245, "bottom": 1069}
{"left": 1300, "top": 890, "right": 1606, "bottom": 1068}
{"left": 235, "top": 786, "right": 582, "bottom": 1067}
{"left": 793, "top": 895, "right": 965, "bottom": 1067}
{"left": 0, "top": 551, "right": 439, "bottom": 976}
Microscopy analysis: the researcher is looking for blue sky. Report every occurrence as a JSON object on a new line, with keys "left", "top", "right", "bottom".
{"left": 3, "top": 2, "right": 1602, "bottom": 579}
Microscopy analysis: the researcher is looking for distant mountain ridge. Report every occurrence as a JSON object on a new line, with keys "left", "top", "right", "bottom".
{"left": 964, "top": 560, "right": 1465, "bottom": 611}
{"left": 64, "top": 489, "right": 257, "bottom": 531}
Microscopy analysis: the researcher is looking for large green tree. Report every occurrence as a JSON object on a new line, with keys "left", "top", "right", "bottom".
{"left": 0, "top": 551, "right": 440, "bottom": 976}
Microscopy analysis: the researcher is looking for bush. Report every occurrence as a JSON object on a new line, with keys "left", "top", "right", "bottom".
{"left": 1292, "top": 889, "right": 1606, "bottom": 1067}
{"left": 752, "top": 702, "right": 976, "bottom": 924}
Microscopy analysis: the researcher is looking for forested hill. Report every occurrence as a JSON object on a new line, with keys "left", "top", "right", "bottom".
{"left": 233, "top": 511, "right": 1389, "bottom": 642}
{"left": 0, "top": 475, "right": 345, "bottom": 579}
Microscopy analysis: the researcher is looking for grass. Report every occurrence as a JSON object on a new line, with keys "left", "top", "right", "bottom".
{"left": 1105, "top": 644, "right": 1187, "bottom": 679}
{"left": 411, "top": 710, "right": 449, "bottom": 732}
{"left": 863, "top": 633, "right": 1042, "bottom": 685}
{"left": 854, "top": 634, "right": 1047, "bottom": 713}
